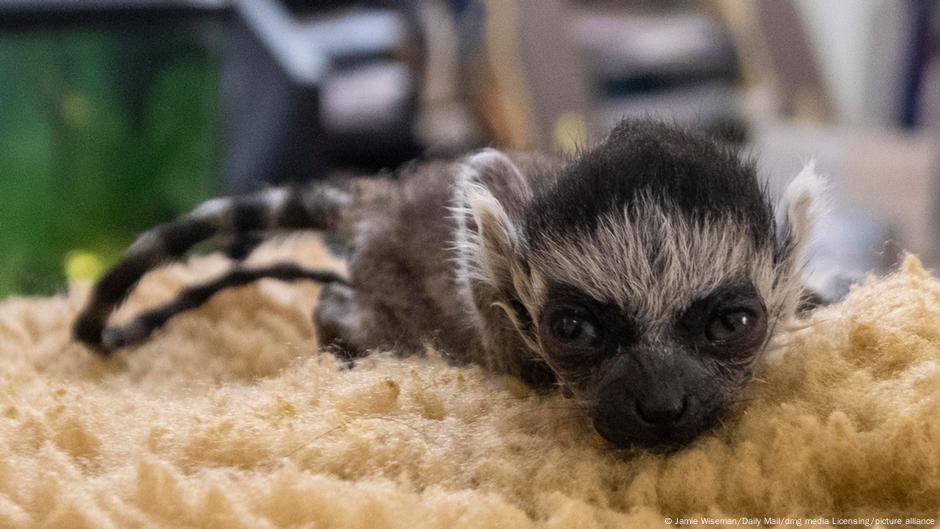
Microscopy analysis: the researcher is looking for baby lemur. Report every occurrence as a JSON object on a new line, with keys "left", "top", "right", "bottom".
{"left": 74, "top": 120, "right": 823, "bottom": 451}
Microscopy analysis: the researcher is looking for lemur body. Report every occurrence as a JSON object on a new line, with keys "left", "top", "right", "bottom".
{"left": 74, "top": 121, "right": 823, "bottom": 450}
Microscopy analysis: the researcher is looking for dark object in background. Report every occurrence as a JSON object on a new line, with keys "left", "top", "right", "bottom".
{"left": 0, "top": 0, "right": 225, "bottom": 27}
{"left": 223, "top": 0, "right": 427, "bottom": 193}
{"left": 221, "top": 0, "right": 326, "bottom": 194}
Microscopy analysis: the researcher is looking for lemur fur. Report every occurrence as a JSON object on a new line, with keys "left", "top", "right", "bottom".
{"left": 74, "top": 120, "right": 824, "bottom": 450}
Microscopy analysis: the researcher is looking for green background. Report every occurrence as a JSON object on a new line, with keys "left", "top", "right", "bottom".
{"left": 0, "top": 25, "right": 221, "bottom": 297}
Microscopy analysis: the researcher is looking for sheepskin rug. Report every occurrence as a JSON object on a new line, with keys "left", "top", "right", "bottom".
{"left": 2, "top": 235, "right": 940, "bottom": 529}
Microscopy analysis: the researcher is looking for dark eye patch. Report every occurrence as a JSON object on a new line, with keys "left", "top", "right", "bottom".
{"left": 538, "top": 283, "right": 636, "bottom": 365}
{"left": 679, "top": 281, "right": 768, "bottom": 359}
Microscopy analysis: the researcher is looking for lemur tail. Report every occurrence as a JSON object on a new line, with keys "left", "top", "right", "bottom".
{"left": 73, "top": 184, "right": 352, "bottom": 354}
{"left": 98, "top": 263, "right": 349, "bottom": 351}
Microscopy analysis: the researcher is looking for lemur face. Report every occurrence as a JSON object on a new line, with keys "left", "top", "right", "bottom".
{"left": 524, "top": 206, "right": 780, "bottom": 450}
{"left": 535, "top": 277, "right": 769, "bottom": 449}
{"left": 512, "top": 122, "right": 821, "bottom": 450}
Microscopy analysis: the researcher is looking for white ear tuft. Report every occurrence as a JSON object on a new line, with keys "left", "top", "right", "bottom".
{"left": 465, "top": 183, "right": 522, "bottom": 278}
{"left": 451, "top": 150, "right": 530, "bottom": 296}
{"left": 778, "top": 160, "right": 829, "bottom": 253}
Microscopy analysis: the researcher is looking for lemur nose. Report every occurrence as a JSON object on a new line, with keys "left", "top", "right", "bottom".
{"left": 635, "top": 395, "right": 687, "bottom": 426}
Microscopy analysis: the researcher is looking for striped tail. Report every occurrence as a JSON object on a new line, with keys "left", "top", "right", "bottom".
{"left": 73, "top": 184, "right": 351, "bottom": 354}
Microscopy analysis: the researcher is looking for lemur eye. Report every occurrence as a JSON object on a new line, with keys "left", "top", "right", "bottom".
{"left": 705, "top": 310, "right": 759, "bottom": 343}
{"left": 550, "top": 313, "right": 600, "bottom": 348}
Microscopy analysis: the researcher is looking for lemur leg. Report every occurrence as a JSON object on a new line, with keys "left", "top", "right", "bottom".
{"left": 313, "top": 283, "right": 373, "bottom": 360}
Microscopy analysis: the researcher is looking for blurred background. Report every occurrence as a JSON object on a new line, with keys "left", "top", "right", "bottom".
{"left": 0, "top": 0, "right": 938, "bottom": 300}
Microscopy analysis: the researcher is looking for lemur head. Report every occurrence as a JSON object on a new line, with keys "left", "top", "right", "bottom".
{"left": 460, "top": 121, "right": 825, "bottom": 451}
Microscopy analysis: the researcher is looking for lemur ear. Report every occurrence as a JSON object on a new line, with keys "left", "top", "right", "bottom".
{"left": 464, "top": 184, "right": 525, "bottom": 284}
{"left": 453, "top": 150, "right": 533, "bottom": 301}
{"left": 776, "top": 161, "right": 828, "bottom": 260}
{"left": 453, "top": 150, "right": 542, "bottom": 354}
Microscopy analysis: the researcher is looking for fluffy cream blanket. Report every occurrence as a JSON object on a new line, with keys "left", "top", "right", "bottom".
{"left": 1, "top": 236, "right": 939, "bottom": 528}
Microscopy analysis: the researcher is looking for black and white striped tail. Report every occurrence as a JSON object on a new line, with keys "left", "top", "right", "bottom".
{"left": 73, "top": 184, "right": 350, "bottom": 354}
{"left": 98, "top": 263, "right": 350, "bottom": 350}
